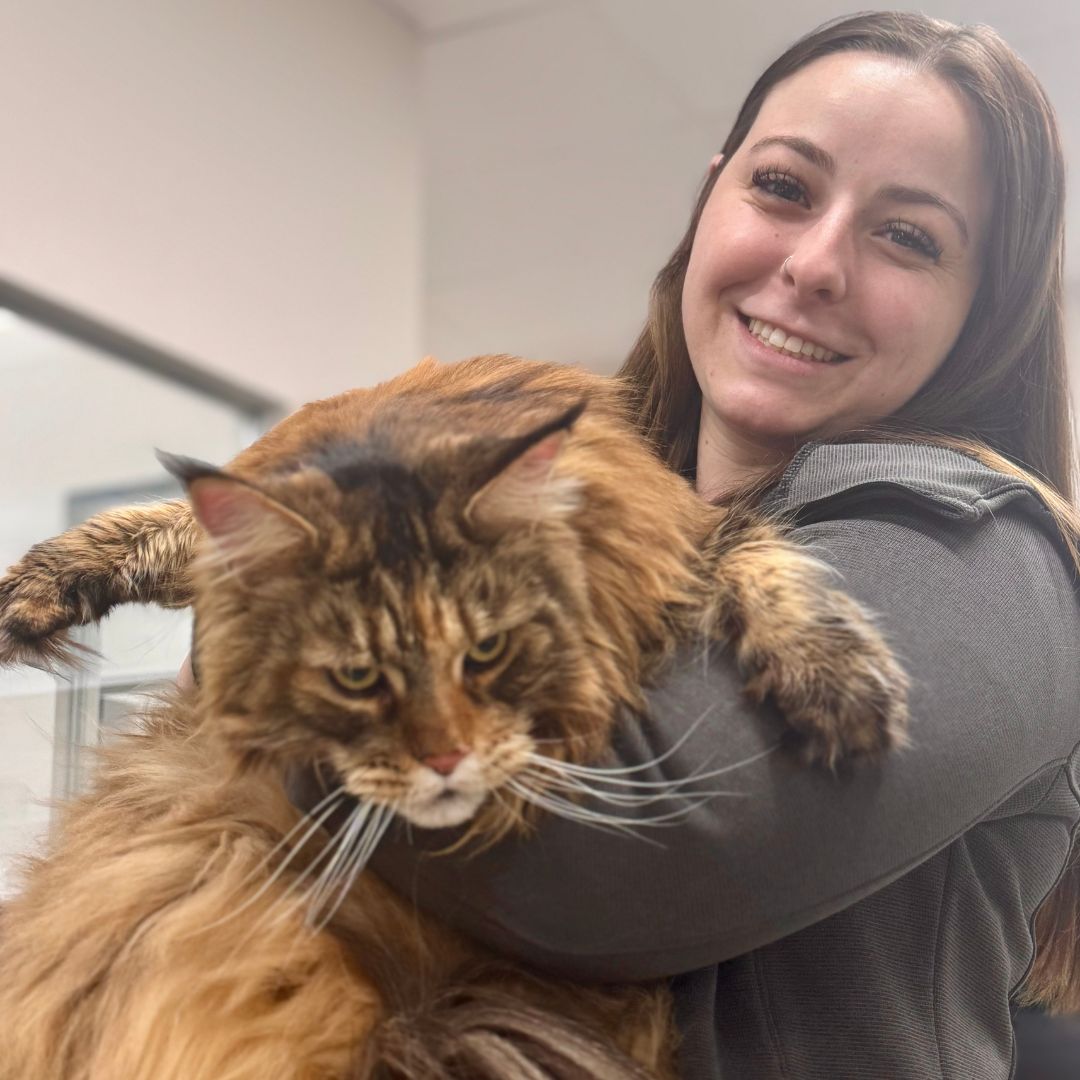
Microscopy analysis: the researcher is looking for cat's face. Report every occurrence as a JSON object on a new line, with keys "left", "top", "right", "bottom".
{"left": 274, "top": 540, "right": 600, "bottom": 830}
{"left": 181, "top": 406, "right": 615, "bottom": 833}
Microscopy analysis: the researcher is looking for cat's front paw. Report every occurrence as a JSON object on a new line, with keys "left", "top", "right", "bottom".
{"left": 741, "top": 589, "right": 910, "bottom": 769}
{"left": 0, "top": 560, "right": 90, "bottom": 670}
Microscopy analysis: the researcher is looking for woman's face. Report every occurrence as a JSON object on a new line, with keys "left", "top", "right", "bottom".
{"left": 682, "top": 52, "right": 991, "bottom": 448}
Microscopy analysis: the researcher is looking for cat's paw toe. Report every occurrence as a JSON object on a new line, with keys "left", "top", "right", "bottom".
{"left": 0, "top": 578, "right": 87, "bottom": 671}
{"left": 743, "top": 598, "right": 910, "bottom": 769}
{"left": 784, "top": 660, "right": 910, "bottom": 770}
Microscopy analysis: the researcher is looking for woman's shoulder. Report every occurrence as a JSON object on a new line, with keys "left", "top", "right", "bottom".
{"left": 764, "top": 439, "right": 1078, "bottom": 689}
{"left": 765, "top": 438, "right": 1063, "bottom": 538}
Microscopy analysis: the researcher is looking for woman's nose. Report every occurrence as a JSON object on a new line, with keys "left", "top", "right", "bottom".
{"left": 782, "top": 215, "right": 852, "bottom": 302}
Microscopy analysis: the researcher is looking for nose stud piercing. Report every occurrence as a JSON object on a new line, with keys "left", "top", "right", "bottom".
{"left": 782, "top": 255, "right": 794, "bottom": 277}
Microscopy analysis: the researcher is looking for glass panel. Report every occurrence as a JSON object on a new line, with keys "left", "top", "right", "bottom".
{"left": 0, "top": 304, "right": 273, "bottom": 896}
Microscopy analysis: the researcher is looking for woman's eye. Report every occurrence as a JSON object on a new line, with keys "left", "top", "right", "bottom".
{"left": 751, "top": 166, "right": 809, "bottom": 207}
{"left": 882, "top": 220, "right": 942, "bottom": 261}
{"left": 328, "top": 665, "right": 382, "bottom": 695}
{"left": 465, "top": 631, "right": 509, "bottom": 670}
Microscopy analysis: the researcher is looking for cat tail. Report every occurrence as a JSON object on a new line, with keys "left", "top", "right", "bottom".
{"left": 0, "top": 499, "right": 198, "bottom": 670}
{"left": 360, "top": 983, "right": 674, "bottom": 1080}
{"left": 1019, "top": 840, "right": 1080, "bottom": 1014}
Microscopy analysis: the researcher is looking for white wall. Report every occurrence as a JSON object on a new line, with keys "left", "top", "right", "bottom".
{"left": 0, "top": 0, "right": 422, "bottom": 409}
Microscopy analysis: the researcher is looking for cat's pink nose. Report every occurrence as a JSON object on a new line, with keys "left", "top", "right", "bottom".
{"left": 422, "top": 750, "right": 468, "bottom": 776}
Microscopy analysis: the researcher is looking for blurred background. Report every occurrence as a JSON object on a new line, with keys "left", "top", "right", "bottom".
{"left": 0, "top": 3, "right": 1077, "bottom": 1060}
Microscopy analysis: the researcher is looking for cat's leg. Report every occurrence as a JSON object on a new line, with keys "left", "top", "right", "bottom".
{"left": 708, "top": 516, "right": 910, "bottom": 768}
{"left": 0, "top": 499, "right": 198, "bottom": 668}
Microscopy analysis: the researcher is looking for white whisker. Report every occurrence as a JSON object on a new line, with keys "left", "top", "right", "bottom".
{"left": 264, "top": 806, "right": 370, "bottom": 931}
{"left": 529, "top": 778, "right": 715, "bottom": 824}
{"left": 506, "top": 777, "right": 668, "bottom": 845}
{"left": 198, "top": 791, "right": 346, "bottom": 933}
{"left": 530, "top": 702, "right": 726, "bottom": 778}
{"left": 230, "top": 782, "right": 347, "bottom": 889}
{"left": 508, "top": 722, "right": 770, "bottom": 842}
{"left": 527, "top": 767, "right": 741, "bottom": 808}
{"left": 306, "top": 802, "right": 396, "bottom": 933}
{"left": 228, "top": 809, "right": 359, "bottom": 954}
{"left": 527, "top": 742, "right": 776, "bottom": 791}
{"left": 262, "top": 803, "right": 374, "bottom": 933}
{"left": 304, "top": 802, "right": 375, "bottom": 916}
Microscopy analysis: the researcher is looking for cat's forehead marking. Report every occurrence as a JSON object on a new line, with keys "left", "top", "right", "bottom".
{"left": 303, "top": 438, "right": 442, "bottom": 576}
{"left": 371, "top": 605, "right": 400, "bottom": 657}
{"left": 437, "top": 595, "right": 467, "bottom": 641}
{"left": 371, "top": 570, "right": 412, "bottom": 651}
{"left": 410, "top": 585, "right": 440, "bottom": 640}
{"left": 355, "top": 565, "right": 475, "bottom": 665}
{"left": 409, "top": 588, "right": 466, "bottom": 645}
{"left": 302, "top": 438, "right": 425, "bottom": 497}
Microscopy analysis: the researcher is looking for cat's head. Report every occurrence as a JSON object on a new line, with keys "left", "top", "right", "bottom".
{"left": 163, "top": 401, "right": 631, "bottom": 834}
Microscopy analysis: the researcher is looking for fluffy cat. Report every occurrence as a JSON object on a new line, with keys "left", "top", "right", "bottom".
{"left": 0, "top": 355, "right": 908, "bottom": 1079}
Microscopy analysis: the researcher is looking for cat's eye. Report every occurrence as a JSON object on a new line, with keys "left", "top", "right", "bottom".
{"left": 328, "top": 665, "right": 382, "bottom": 695}
{"left": 464, "top": 631, "right": 508, "bottom": 670}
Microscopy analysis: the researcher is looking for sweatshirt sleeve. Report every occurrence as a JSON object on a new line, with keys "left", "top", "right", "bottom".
{"left": 367, "top": 495, "right": 1080, "bottom": 981}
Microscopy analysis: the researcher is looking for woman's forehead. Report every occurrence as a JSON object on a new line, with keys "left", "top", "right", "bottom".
{"left": 746, "top": 55, "right": 982, "bottom": 173}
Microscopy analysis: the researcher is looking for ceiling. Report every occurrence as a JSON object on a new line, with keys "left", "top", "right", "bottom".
{"left": 381, "top": 0, "right": 1080, "bottom": 375}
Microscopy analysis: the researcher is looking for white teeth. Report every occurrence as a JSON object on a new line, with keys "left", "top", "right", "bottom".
{"left": 745, "top": 317, "right": 839, "bottom": 362}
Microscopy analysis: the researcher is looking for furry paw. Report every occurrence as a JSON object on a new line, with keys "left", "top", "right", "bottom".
{"left": 0, "top": 560, "right": 94, "bottom": 671}
{"left": 741, "top": 589, "right": 910, "bottom": 769}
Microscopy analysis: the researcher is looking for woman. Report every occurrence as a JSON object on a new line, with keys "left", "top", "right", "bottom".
{"left": 361, "top": 12, "right": 1080, "bottom": 1079}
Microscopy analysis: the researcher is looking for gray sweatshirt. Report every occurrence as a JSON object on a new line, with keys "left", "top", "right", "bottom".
{"left": 368, "top": 441, "right": 1080, "bottom": 1079}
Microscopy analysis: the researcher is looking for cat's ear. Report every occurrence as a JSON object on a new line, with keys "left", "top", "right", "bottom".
{"left": 157, "top": 451, "right": 318, "bottom": 570}
{"left": 463, "top": 401, "right": 585, "bottom": 528}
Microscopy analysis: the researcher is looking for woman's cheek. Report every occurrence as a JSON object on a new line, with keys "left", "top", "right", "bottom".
{"left": 894, "top": 297, "right": 955, "bottom": 384}
{"left": 693, "top": 202, "right": 788, "bottom": 285}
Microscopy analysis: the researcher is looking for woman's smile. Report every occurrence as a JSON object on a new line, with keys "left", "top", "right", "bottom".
{"left": 735, "top": 310, "right": 853, "bottom": 369}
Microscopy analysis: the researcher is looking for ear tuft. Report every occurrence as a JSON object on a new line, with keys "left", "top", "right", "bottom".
{"left": 465, "top": 401, "right": 586, "bottom": 528}
{"left": 156, "top": 449, "right": 219, "bottom": 487}
{"left": 158, "top": 449, "right": 318, "bottom": 567}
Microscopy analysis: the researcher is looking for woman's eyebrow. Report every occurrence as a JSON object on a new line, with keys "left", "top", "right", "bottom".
{"left": 877, "top": 184, "right": 970, "bottom": 245}
{"left": 749, "top": 135, "right": 836, "bottom": 173}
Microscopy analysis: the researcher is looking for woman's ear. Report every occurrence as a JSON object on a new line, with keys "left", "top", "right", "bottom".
{"left": 709, "top": 153, "right": 725, "bottom": 172}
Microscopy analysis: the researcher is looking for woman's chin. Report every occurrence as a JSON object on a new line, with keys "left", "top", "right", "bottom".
{"left": 716, "top": 408, "right": 820, "bottom": 448}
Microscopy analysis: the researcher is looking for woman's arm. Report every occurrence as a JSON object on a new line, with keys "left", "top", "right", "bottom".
{"left": 367, "top": 500, "right": 1080, "bottom": 980}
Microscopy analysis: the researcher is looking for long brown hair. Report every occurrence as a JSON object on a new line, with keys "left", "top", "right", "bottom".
{"left": 619, "top": 10, "right": 1080, "bottom": 1011}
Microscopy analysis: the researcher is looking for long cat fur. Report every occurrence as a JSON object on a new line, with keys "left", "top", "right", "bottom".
{"left": 0, "top": 355, "right": 909, "bottom": 1079}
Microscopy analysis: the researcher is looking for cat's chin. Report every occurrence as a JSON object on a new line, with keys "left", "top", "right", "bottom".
{"left": 398, "top": 789, "right": 488, "bottom": 830}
